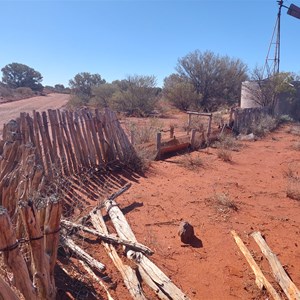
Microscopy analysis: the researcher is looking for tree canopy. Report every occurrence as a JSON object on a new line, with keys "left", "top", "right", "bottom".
{"left": 69, "top": 72, "right": 106, "bottom": 102}
{"left": 175, "top": 50, "right": 249, "bottom": 111}
{"left": 1, "top": 62, "right": 43, "bottom": 91}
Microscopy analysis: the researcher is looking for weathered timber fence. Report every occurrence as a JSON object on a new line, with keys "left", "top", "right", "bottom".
{"left": 1, "top": 107, "right": 137, "bottom": 176}
{"left": 0, "top": 108, "right": 137, "bottom": 218}
{"left": 233, "top": 107, "right": 270, "bottom": 134}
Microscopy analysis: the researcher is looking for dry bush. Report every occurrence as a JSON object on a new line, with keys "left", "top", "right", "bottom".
{"left": 250, "top": 115, "right": 278, "bottom": 137}
{"left": 292, "top": 142, "right": 300, "bottom": 151}
{"left": 178, "top": 153, "right": 204, "bottom": 170}
{"left": 287, "top": 125, "right": 300, "bottom": 136}
{"left": 205, "top": 193, "right": 238, "bottom": 219}
{"left": 126, "top": 118, "right": 163, "bottom": 144}
{"left": 217, "top": 148, "right": 232, "bottom": 162}
{"left": 286, "top": 181, "right": 300, "bottom": 201}
{"left": 283, "top": 165, "right": 300, "bottom": 201}
{"left": 213, "top": 134, "right": 241, "bottom": 151}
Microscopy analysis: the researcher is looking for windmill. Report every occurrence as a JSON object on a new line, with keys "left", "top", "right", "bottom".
{"left": 263, "top": 0, "right": 300, "bottom": 78}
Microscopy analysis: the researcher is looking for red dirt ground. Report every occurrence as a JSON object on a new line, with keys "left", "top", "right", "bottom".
{"left": 1, "top": 95, "right": 299, "bottom": 299}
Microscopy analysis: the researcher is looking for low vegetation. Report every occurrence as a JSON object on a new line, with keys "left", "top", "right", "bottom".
{"left": 178, "top": 153, "right": 204, "bottom": 170}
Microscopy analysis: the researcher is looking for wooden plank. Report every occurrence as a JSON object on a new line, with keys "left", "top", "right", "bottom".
{"left": 231, "top": 230, "right": 282, "bottom": 300}
{"left": 251, "top": 231, "right": 300, "bottom": 300}
{"left": 74, "top": 111, "right": 90, "bottom": 168}
{"left": 60, "top": 111, "right": 79, "bottom": 173}
{"left": 61, "top": 236, "right": 106, "bottom": 272}
{"left": 42, "top": 111, "right": 55, "bottom": 164}
{"left": 103, "top": 195, "right": 190, "bottom": 300}
{"left": 79, "top": 111, "right": 96, "bottom": 165}
{"left": 94, "top": 109, "right": 107, "bottom": 160}
{"left": 61, "top": 219, "right": 153, "bottom": 255}
{"left": 90, "top": 209, "right": 147, "bottom": 300}
{"left": 85, "top": 109, "right": 103, "bottom": 165}
{"left": 36, "top": 111, "right": 53, "bottom": 177}
{"left": 32, "top": 110, "right": 44, "bottom": 168}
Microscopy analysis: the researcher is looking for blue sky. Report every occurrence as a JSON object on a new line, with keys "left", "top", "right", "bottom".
{"left": 1, "top": 0, "right": 299, "bottom": 88}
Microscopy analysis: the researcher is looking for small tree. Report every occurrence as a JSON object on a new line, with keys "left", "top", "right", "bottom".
{"left": 69, "top": 72, "right": 106, "bottom": 103}
{"left": 1, "top": 62, "right": 43, "bottom": 91}
{"left": 111, "top": 75, "right": 159, "bottom": 116}
{"left": 176, "top": 50, "right": 248, "bottom": 111}
{"left": 163, "top": 74, "right": 201, "bottom": 111}
{"left": 90, "top": 83, "right": 118, "bottom": 108}
{"left": 249, "top": 68, "right": 296, "bottom": 114}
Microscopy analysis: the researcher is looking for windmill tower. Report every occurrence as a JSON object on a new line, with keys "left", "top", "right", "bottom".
{"left": 263, "top": 0, "right": 300, "bottom": 78}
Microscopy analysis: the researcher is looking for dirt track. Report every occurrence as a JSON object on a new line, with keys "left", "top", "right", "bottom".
{"left": 0, "top": 93, "right": 69, "bottom": 136}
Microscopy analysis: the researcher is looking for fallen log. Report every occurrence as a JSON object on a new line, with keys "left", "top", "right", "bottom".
{"left": 60, "top": 235, "right": 106, "bottom": 272}
{"left": 103, "top": 198, "right": 190, "bottom": 300}
{"left": 79, "top": 260, "right": 114, "bottom": 300}
{"left": 251, "top": 231, "right": 300, "bottom": 300}
{"left": 231, "top": 230, "right": 281, "bottom": 300}
{"left": 61, "top": 219, "right": 153, "bottom": 255}
{"left": 90, "top": 209, "right": 147, "bottom": 300}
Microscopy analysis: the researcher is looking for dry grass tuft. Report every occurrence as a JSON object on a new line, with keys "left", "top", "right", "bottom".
{"left": 217, "top": 149, "right": 232, "bottom": 162}
{"left": 292, "top": 142, "right": 300, "bottom": 151}
{"left": 179, "top": 153, "right": 204, "bottom": 171}
{"left": 284, "top": 165, "right": 300, "bottom": 201}
{"left": 212, "top": 134, "right": 241, "bottom": 151}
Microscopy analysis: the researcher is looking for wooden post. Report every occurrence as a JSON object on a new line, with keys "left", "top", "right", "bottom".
{"left": 156, "top": 132, "right": 161, "bottom": 159}
{"left": 19, "top": 200, "right": 55, "bottom": 300}
{"left": 252, "top": 232, "right": 300, "bottom": 300}
{"left": 0, "top": 206, "right": 38, "bottom": 300}
{"left": 231, "top": 230, "right": 281, "bottom": 300}
{"left": 188, "top": 113, "right": 192, "bottom": 133}
{"left": 190, "top": 129, "right": 196, "bottom": 150}
{"left": 44, "top": 198, "right": 62, "bottom": 287}
{"left": 207, "top": 115, "right": 212, "bottom": 138}
{"left": 170, "top": 125, "right": 174, "bottom": 138}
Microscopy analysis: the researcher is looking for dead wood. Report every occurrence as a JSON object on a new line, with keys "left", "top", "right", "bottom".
{"left": 0, "top": 276, "right": 20, "bottom": 300}
{"left": 0, "top": 206, "right": 37, "bottom": 300}
{"left": 90, "top": 209, "right": 147, "bottom": 300}
{"left": 103, "top": 197, "right": 190, "bottom": 300}
{"left": 44, "top": 198, "right": 62, "bottom": 287}
{"left": 19, "top": 200, "right": 56, "bottom": 300}
{"left": 60, "top": 235, "right": 106, "bottom": 272}
{"left": 61, "top": 219, "right": 153, "bottom": 255}
{"left": 251, "top": 231, "right": 300, "bottom": 300}
{"left": 79, "top": 260, "right": 114, "bottom": 300}
{"left": 231, "top": 230, "right": 281, "bottom": 300}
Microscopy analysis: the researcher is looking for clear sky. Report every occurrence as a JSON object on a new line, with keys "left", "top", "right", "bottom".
{"left": 1, "top": 0, "right": 299, "bottom": 88}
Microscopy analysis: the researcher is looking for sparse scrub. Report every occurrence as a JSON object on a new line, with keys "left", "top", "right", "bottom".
{"left": 213, "top": 134, "right": 241, "bottom": 151}
{"left": 179, "top": 153, "right": 204, "bottom": 170}
{"left": 283, "top": 165, "right": 300, "bottom": 201}
{"left": 287, "top": 125, "right": 300, "bottom": 136}
{"left": 250, "top": 115, "right": 278, "bottom": 137}
{"left": 126, "top": 118, "right": 163, "bottom": 145}
{"left": 206, "top": 193, "right": 238, "bottom": 218}
{"left": 292, "top": 142, "right": 300, "bottom": 151}
{"left": 286, "top": 181, "right": 300, "bottom": 201}
{"left": 217, "top": 148, "right": 232, "bottom": 162}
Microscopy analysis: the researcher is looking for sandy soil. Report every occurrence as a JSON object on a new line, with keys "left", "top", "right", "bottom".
{"left": 55, "top": 121, "right": 300, "bottom": 300}
{"left": 117, "top": 124, "right": 300, "bottom": 300}
{"left": 1, "top": 95, "right": 298, "bottom": 299}
{"left": 0, "top": 93, "right": 70, "bottom": 136}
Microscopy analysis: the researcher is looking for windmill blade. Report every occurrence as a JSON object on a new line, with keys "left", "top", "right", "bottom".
{"left": 287, "top": 3, "right": 300, "bottom": 19}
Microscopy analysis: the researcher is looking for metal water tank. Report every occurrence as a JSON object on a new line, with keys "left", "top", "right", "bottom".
{"left": 240, "top": 81, "right": 262, "bottom": 108}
